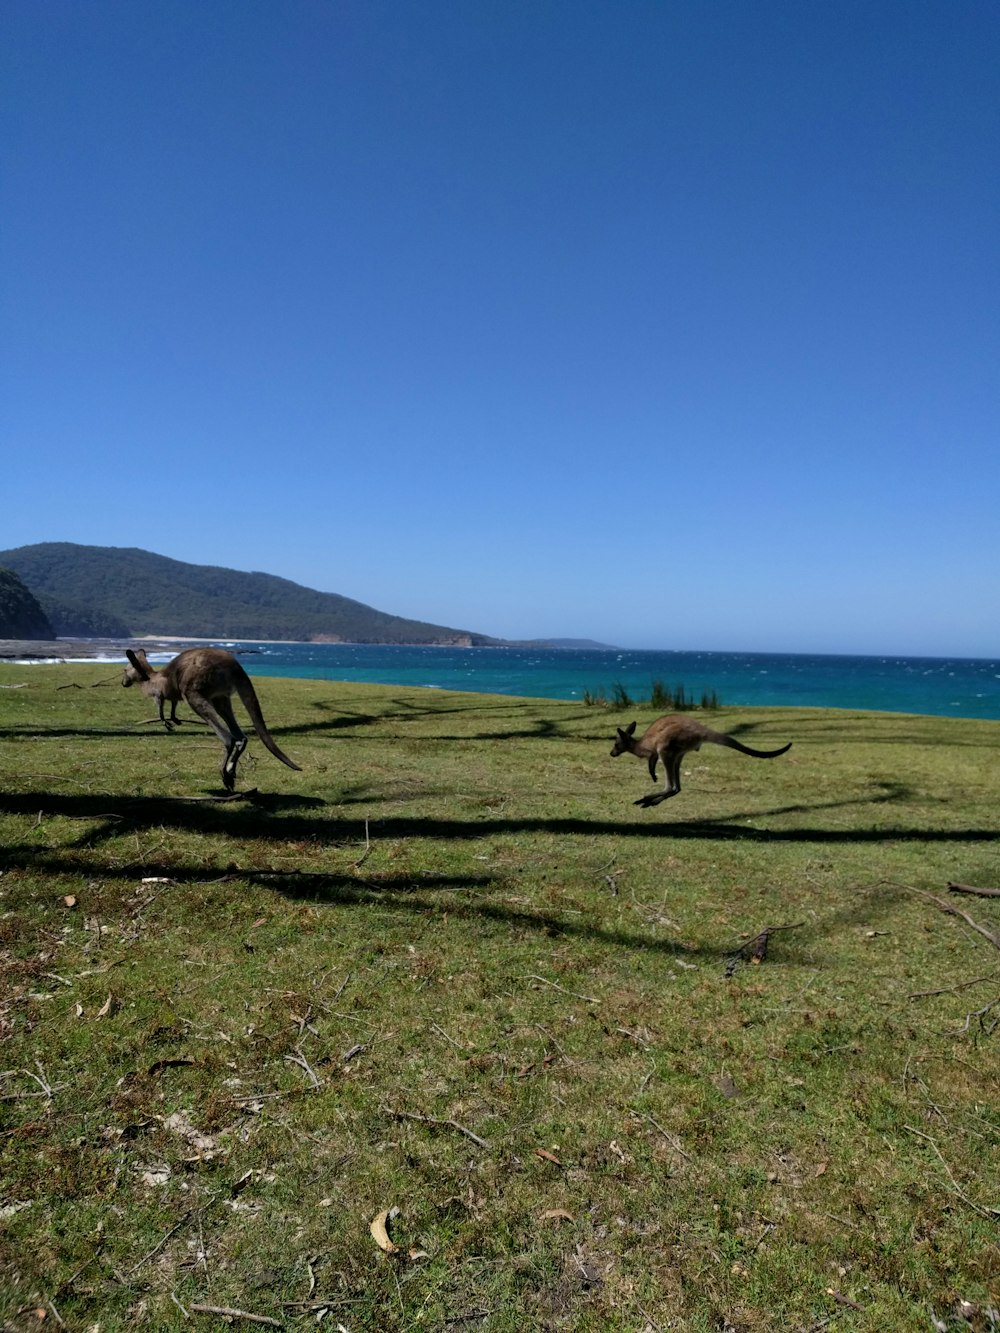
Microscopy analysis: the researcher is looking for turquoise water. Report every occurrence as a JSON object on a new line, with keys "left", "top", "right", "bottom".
{"left": 201, "top": 643, "right": 1000, "bottom": 721}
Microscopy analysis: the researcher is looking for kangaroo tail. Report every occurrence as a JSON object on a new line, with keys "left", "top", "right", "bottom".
{"left": 714, "top": 734, "right": 792, "bottom": 759}
{"left": 234, "top": 670, "right": 302, "bottom": 771}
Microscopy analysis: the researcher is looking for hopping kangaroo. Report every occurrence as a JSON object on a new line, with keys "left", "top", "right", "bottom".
{"left": 122, "top": 648, "right": 301, "bottom": 790}
{"left": 611, "top": 715, "right": 791, "bottom": 808}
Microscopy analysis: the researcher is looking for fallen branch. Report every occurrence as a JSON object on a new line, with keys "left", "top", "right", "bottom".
{"left": 960, "top": 995, "right": 1000, "bottom": 1036}
{"left": 190, "top": 1304, "right": 282, "bottom": 1327}
{"left": 902, "top": 1124, "right": 1000, "bottom": 1219}
{"left": 908, "top": 975, "right": 996, "bottom": 1000}
{"left": 906, "top": 888, "right": 1000, "bottom": 952}
{"left": 724, "top": 922, "right": 805, "bottom": 976}
{"left": 383, "top": 1105, "right": 489, "bottom": 1150}
{"left": 948, "top": 882, "right": 1000, "bottom": 899}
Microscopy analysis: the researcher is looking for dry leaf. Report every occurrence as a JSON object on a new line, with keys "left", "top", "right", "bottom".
{"left": 535, "top": 1148, "right": 563, "bottom": 1166}
{"left": 815, "top": 1161, "right": 828, "bottom": 1177}
{"left": 539, "top": 1208, "right": 575, "bottom": 1223}
{"left": 370, "top": 1207, "right": 398, "bottom": 1253}
{"left": 96, "top": 993, "right": 114, "bottom": 1019}
{"left": 163, "top": 1111, "right": 217, "bottom": 1156}
{"left": 139, "top": 1166, "right": 171, "bottom": 1187}
{"left": 74, "top": 1002, "right": 84, "bottom": 1019}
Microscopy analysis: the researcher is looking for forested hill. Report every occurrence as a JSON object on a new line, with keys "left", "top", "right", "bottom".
{"left": 0, "top": 543, "right": 499, "bottom": 645}
{"left": 0, "top": 567, "right": 55, "bottom": 638}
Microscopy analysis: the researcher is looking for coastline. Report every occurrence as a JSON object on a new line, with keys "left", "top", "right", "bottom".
{"left": 2, "top": 639, "right": 998, "bottom": 719}
{"left": 0, "top": 637, "right": 210, "bottom": 661}
{"left": 0, "top": 635, "right": 490, "bottom": 661}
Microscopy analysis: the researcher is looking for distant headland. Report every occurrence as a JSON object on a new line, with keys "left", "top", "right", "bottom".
{"left": 0, "top": 542, "right": 618, "bottom": 653}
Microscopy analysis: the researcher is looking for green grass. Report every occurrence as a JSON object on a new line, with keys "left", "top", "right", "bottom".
{"left": 1, "top": 663, "right": 998, "bottom": 1331}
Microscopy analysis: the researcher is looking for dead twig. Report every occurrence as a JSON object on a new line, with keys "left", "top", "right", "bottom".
{"left": 522, "top": 974, "right": 598, "bottom": 1003}
{"left": 190, "top": 1304, "right": 282, "bottom": 1327}
{"left": 431, "top": 1021, "right": 465, "bottom": 1050}
{"left": 644, "top": 1114, "right": 692, "bottom": 1161}
{"left": 908, "top": 975, "right": 996, "bottom": 1000}
{"left": 125, "top": 1210, "right": 192, "bottom": 1277}
{"left": 960, "top": 995, "right": 1000, "bottom": 1036}
{"left": 284, "top": 1047, "right": 322, "bottom": 1089}
{"left": 902, "top": 1124, "right": 1000, "bottom": 1219}
{"left": 383, "top": 1105, "right": 489, "bottom": 1150}
{"left": 21, "top": 1062, "right": 65, "bottom": 1100}
{"left": 354, "top": 818, "right": 373, "bottom": 869}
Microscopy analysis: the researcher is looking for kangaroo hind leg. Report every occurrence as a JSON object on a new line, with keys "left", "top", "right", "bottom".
{"left": 634, "top": 745, "right": 682, "bottom": 808}
{"left": 184, "top": 691, "right": 244, "bottom": 791}
{"left": 215, "top": 695, "right": 248, "bottom": 790}
{"left": 666, "top": 748, "right": 683, "bottom": 798}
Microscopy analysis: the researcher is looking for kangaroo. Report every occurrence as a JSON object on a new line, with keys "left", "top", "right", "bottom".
{"left": 122, "top": 647, "right": 301, "bottom": 790}
{"left": 611, "top": 715, "right": 791, "bottom": 808}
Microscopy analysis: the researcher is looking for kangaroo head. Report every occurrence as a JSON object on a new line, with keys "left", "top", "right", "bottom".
{"left": 610, "top": 721, "right": 638, "bottom": 757}
{"left": 122, "top": 648, "right": 152, "bottom": 688}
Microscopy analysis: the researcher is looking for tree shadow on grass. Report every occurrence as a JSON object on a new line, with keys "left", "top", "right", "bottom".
{"left": 3, "top": 844, "right": 903, "bottom": 971}
{"left": 0, "top": 788, "right": 997, "bottom": 856}
{"left": 0, "top": 851, "right": 756, "bottom": 965}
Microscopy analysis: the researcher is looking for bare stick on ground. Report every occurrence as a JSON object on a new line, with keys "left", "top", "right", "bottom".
{"left": 383, "top": 1105, "right": 490, "bottom": 1150}
{"left": 190, "top": 1304, "right": 283, "bottom": 1327}
{"left": 948, "top": 882, "right": 1000, "bottom": 899}
{"left": 724, "top": 922, "right": 805, "bottom": 976}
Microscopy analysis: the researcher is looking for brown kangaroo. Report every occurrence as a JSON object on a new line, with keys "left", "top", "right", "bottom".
{"left": 122, "top": 647, "right": 301, "bottom": 790}
{"left": 611, "top": 715, "right": 791, "bottom": 808}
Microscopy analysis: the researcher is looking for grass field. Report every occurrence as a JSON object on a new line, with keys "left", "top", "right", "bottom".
{"left": 1, "top": 663, "right": 998, "bottom": 1331}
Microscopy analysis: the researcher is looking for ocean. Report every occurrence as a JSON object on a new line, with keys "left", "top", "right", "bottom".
{"left": 127, "top": 642, "right": 1000, "bottom": 722}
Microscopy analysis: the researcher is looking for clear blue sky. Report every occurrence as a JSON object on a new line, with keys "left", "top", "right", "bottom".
{"left": 3, "top": 1, "right": 998, "bottom": 656}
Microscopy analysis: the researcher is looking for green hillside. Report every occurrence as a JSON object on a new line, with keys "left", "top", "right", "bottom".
{"left": 0, "top": 542, "right": 496, "bottom": 644}
{"left": 0, "top": 567, "right": 54, "bottom": 638}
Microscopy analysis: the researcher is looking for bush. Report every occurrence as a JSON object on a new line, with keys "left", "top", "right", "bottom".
{"left": 583, "top": 679, "right": 720, "bottom": 711}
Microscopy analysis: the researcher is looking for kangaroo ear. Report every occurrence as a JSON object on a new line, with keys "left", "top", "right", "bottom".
{"left": 625, "top": 721, "right": 637, "bottom": 735}
{"left": 126, "top": 648, "right": 151, "bottom": 679}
